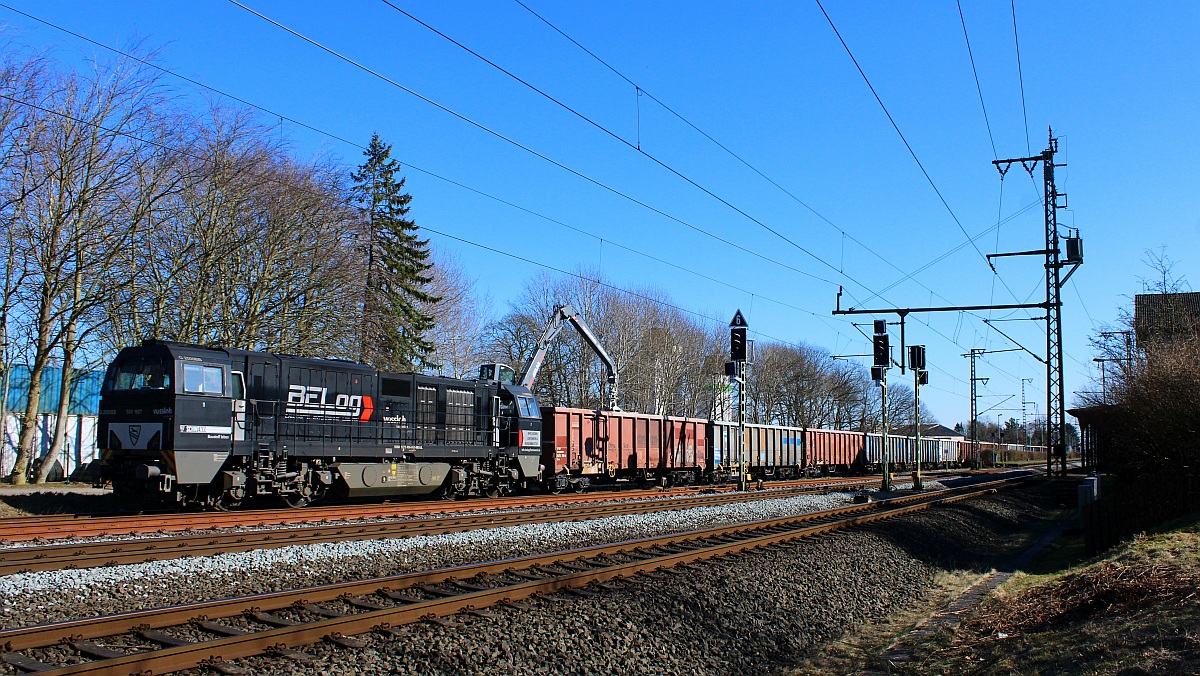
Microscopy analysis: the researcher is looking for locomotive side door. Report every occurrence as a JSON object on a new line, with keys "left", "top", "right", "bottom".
{"left": 232, "top": 370, "right": 249, "bottom": 447}
{"left": 248, "top": 357, "right": 280, "bottom": 446}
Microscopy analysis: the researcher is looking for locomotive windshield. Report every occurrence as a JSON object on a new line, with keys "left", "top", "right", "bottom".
{"left": 103, "top": 355, "right": 172, "bottom": 392}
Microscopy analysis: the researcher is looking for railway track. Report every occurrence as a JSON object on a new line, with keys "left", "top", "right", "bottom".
{"left": 0, "top": 476, "right": 1023, "bottom": 675}
{"left": 0, "top": 477, "right": 880, "bottom": 543}
{"left": 0, "top": 480, "right": 880, "bottom": 576}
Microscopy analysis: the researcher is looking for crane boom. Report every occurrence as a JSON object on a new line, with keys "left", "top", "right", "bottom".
{"left": 519, "top": 303, "right": 620, "bottom": 410}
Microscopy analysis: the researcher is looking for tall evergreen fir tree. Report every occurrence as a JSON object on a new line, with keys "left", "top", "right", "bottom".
{"left": 351, "top": 134, "right": 439, "bottom": 370}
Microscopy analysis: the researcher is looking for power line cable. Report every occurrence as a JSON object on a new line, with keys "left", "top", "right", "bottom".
{"left": 511, "top": 0, "right": 1048, "bottom": 389}
{"left": 242, "top": 1, "right": 1052, "bottom": 394}
{"left": 379, "top": 0, "right": 876, "bottom": 299}
{"left": 429, "top": 7, "right": 1054, "bottom": 408}
{"left": 516, "top": 1, "right": 1051, "bottom": 413}
{"left": 227, "top": 0, "right": 855, "bottom": 295}
{"left": 512, "top": 0, "right": 960, "bottom": 307}
{"left": 956, "top": 0, "right": 997, "bottom": 158}
{"left": 233, "top": 1, "right": 1031, "bottom": 383}
{"left": 0, "top": 89, "right": 842, "bottom": 360}
{"left": 0, "top": 34, "right": 1038, "bottom": 404}
{"left": 240, "top": 0, "right": 1041, "bottom": 387}
{"left": 0, "top": 1, "right": 852, "bottom": 327}
{"left": 814, "top": 0, "right": 1041, "bottom": 323}
{"left": 1010, "top": 0, "right": 1031, "bottom": 156}
{"left": 5, "top": 2, "right": 991, "bottom": 394}
{"left": 813, "top": 0, "right": 992, "bottom": 270}
{"left": 184, "top": 3, "right": 1037, "bottom": 393}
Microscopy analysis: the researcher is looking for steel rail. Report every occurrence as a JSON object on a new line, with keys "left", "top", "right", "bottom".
{"left": 0, "top": 477, "right": 878, "bottom": 542}
{"left": 0, "top": 477, "right": 1023, "bottom": 675}
{"left": 0, "top": 481, "right": 876, "bottom": 575}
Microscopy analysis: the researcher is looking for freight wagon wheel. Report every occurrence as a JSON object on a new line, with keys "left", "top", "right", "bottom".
{"left": 484, "top": 484, "right": 500, "bottom": 499}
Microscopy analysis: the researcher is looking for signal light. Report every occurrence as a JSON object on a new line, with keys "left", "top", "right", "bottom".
{"left": 919, "top": 371, "right": 929, "bottom": 385}
{"left": 873, "top": 320, "right": 887, "bottom": 335}
{"left": 873, "top": 333, "right": 889, "bottom": 368}
{"left": 730, "top": 327, "right": 747, "bottom": 362}
{"left": 908, "top": 345, "right": 926, "bottom": 371}
{"left": 871, "top": 366, "right": 885, "bottom": 382}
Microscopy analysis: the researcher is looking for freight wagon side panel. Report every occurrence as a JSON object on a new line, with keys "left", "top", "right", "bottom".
{"left": 807, "top": 429, "right": 860, "bottom": 467}
{"left": 693, "top": 419, "right": 708, "bottom": 471}
{"left": 581, "top": 409, "right": 604, "bottom": 475}
{"left": 624, "top": 415, "right": 643, "bottom": 469}
{"left": 920, "top": 439, "right": 938, "bottom": 465}
{"left": 941, "top": 439, "right": 958, "bottom": 464}
{"left": 711, "top": 421, "right": 733, "bottom": 470}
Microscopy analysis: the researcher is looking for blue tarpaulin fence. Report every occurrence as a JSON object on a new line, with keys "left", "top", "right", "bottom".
{"left": 1, "top": 365, "right": 103, "bottom": 479}
{"left": 1, "top": 365, "right": 103, "bottom": 415}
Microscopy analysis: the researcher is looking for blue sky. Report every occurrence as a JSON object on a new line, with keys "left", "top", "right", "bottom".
{"left": 4, "top": 1, "right": 1197, "bottom": 427}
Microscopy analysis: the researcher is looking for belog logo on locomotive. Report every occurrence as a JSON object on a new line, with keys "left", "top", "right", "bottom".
{"left": 285, "top": 384, "right": 374, "bottom": 421}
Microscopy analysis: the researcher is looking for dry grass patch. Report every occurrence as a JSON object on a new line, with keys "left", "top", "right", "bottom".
{"left": 786, "top": 570, "right": 983, "bottom": 675}
{"left": 902, "top": 515, "right": 1200, "bottom": 675}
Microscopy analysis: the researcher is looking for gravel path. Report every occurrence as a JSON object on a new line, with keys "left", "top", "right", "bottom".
{"left": 0, "top": 490, "right": 866, "bottom": 628}
{"left": 215, "top": 486, "right": 1064, "bottom": 676}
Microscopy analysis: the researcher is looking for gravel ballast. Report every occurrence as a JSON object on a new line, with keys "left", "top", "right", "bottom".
{"left": 0, "top": 490, "right": 860, "bottom": 627}
{"left": 219, "top": 486, "right": 1066, "bottom": 676}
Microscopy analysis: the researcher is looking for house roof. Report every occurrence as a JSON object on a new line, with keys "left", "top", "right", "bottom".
{"left": 891, "top": 423, "right": 964, "bottom": 439}
{"left": 1134, "top": 292, "right": 1200, "bottom": 343}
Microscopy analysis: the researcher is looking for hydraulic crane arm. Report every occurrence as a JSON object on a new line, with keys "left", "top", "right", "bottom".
{"left": 519, "top": 303, "right": 621, "bottom": 410}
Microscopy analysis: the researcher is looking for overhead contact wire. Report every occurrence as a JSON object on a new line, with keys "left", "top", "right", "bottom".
{"left": 814, "top": 0, "right": 992, "bottom": 270}
{"left": 379, "top": 0, "right": 860, "bottom": 292}
{"left": 0, "top": 90, "right": 843, "bottom": 357}
{"left": 228, "top": 0, "right": 844, "bottom": 293}
{"left": 380, "top": 1, "right": 1037, "bottom": 383}
{"left": 513, "top": 0, "right": 995, "bottom": 335}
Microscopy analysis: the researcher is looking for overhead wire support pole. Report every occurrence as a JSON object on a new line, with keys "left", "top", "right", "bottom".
{"left": 962, "top": 347, "right": 1020, "bottom": 469}
{"left": 992, "top": 128, "right": 1082, "bottom": 477}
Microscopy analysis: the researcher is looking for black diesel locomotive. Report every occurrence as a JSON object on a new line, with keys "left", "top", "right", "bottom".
{"left": 99, "top": 340, "right": 543, "bottom": 509}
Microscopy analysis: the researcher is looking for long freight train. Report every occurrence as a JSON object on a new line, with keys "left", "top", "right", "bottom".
{"left": 542, "top": 408, "right": 1048, "bottom": 491}
{"left": 98, "top": 340, "right": 1048, "bottom": 508}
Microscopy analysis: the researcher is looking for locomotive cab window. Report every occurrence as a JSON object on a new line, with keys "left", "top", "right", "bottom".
{"left": 517, "top": 396, "right": 540, "bottom": 419}
{"left": 103, "top": 356, "right": 172, "bottom": 392}
{"left": 182, "top": 363, "right": 226, "bottom": 396}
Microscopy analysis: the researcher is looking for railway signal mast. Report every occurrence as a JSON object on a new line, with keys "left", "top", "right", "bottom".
{"left": 729, "top": 310, "right": 749, "bottom": 491}
{"left": 872, "top": 320, "right": 892, "bottom": 492}
{"left": 909, "top": 345, "right": 928, "bottom": 490}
